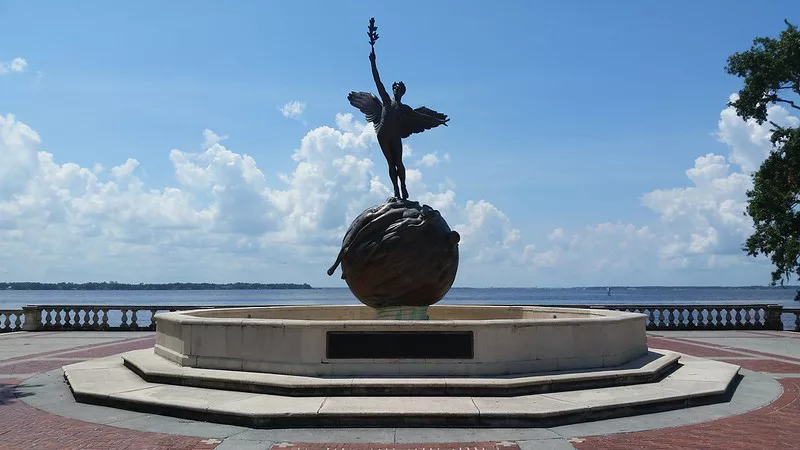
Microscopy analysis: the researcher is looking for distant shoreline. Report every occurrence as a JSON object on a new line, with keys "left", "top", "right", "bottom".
{"left": 1, "top": 282, "right": 313, "bottom": 291}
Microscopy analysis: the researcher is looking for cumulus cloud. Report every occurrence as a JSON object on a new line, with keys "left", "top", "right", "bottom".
{"left": 417, "top": 151, "right": 451, "bottom": 168}
{"left": 0, "top": 57, "right": 28, "bottom": 75}
{"left": 0, "top": 92, "right": 792, "bottom": 286}
{"left": 522, "top": 94, "right": 794, "bottom": 283}
{"left": 0, "top": 110, "right": 520, "bottom": 284}
{"left": 279, "top": 101, "right": 306, "bottom": 119}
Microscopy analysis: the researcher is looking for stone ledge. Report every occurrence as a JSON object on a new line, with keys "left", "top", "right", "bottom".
{"left": 63, "top": 353, "right": 740, "bottom": 428}
{"left": 122, "top": 349, "right": 681, "bottom": 397}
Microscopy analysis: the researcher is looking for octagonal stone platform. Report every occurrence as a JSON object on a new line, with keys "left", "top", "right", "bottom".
{"left": 154, "top": 305, "right": 648, "bottom": 377}
{"left": 63, "top": 350, "right": 741, "bottom": 428}
{"left": 63, "top": 305, "right": 742, "bottom": 428}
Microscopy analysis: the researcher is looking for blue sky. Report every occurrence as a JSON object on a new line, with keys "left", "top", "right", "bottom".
{"left": 1, "top": 1, "right": 798, "bottom": 287}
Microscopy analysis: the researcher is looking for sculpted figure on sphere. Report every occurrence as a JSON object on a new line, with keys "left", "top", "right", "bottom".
{"left": 347, "top": 18, "right": 450, "bottom": 200}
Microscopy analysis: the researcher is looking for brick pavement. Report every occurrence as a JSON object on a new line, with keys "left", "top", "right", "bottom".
{"left": 2, "top": 331, "right": 800, "bottom": 450}
{"left": 0, "top": 334, "right": 218, "bottom": 450}
{"left": 572, "top": 333, "right": 800, "bottom": 450}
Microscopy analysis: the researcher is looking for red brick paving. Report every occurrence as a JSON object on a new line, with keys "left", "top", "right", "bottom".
{"left": 669, "top": 336, "right": 800, "bottom": 364}
{"left": 0, "top": 335, "right": 150, "bottom": 364}
{"left": 57, "top": 336, "right": 154, "bottom": 358}
{"left": 0, "top": 338, "right": 154, "bottom": 375}
{"left": 0, "top": 358, "right": 83, "bottom": 375}
{"left": 0, "top": 335, "right": 217, "bottom": 450}
{"left": 0, "top": 387, "right": 219, "bottom": 450}
{"left": 3, "top": 331, "right": 800, "bottom": 450}
{"left": 273, "top": 443, "right": 519, "bottom": 450}
{"left": 721, "top": 358, "right": 800, "bottom": 373}
{"left": 572, "top": 378, "right": 800, "bottom": 450}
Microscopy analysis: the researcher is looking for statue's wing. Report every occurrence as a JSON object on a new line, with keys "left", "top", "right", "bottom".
{"left": 398, "top": 105, "right": 449, "bottom": 139}
{"left": 347, "top": 91, "right": 383, "bottom": 126}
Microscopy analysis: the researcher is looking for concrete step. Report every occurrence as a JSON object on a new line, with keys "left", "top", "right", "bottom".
{"left": 122, "top": 348, "right": 680, "bottom": 397}
{"left": 63, "top": 351, "right": 740, "bottom": 428}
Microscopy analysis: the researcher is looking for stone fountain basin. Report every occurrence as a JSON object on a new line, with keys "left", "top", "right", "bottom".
{"left": 154, "top": 305, "right": 647, "bottom": 377}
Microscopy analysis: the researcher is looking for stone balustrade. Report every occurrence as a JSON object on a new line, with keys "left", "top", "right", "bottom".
{"left": 0, "top": 303, "right": 798, "bottom": 333}
{"left": 17, "top": 305, "right": 216, "bottom": 332}
{"left": 582, "top": 304, "right": 787, "bottom": 331}
{"left": 0, "top": 310, "right": 24, "bottom": 333}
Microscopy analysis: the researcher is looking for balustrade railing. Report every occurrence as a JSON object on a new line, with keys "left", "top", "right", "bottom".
{"left": 0, "top": 303, "right": 798, "bottom": 333}
{"left": 571, "top": 304, "right": 788, "bottom": 331}
{"left": 0, "top": 310, "right": 24, "bottom": 333}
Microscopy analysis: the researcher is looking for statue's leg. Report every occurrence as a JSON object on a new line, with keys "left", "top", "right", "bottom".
{"left": 388, "top": 164, "right": 400, "bottom": 198}
{"left": 392, "top": 138, "right": 408, "bottom": 200}
{"left": 379, "top": 136, "right": 401, "bottom": 198}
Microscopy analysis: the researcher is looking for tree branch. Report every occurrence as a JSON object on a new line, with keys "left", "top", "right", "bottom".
{"left": 768, "top": 94, "right": 800, "bottom": 111}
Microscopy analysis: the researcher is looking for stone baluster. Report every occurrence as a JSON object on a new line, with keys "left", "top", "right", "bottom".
{"left": 130, "top": 309, "right": 139, "bottom": 331}
{"left": 43, "top": 308, "right": 53, "bottom": 329}
{"left": 149, "top": 309, "right": 158, "bottom": 331}
{"left": 101, "top": 308, "right": 110, "bottom": 330}
{"left": 697, "top": 307, "right": 710, "bottom": 329}
{"left": 710, "top": 307, "right": 719, "bottom": 329}
{"left": 753, "top": 308, "right": 762, "bottom": 328}
{"left": 120, "top": 309, "right": 129, "bottom": 330}
{"left": 81, "top": 308, "right": 90, "bottom": 330}
{"left": 2, "top": 313, "right": 10, "bottom": 331}
{"left": 90, "top": 308, "right": 99, "bottom": 330}
{"left": 64, "top": 307, "right": 73, "bottom": 329}
{"left": 647, "top": 309, "right": 655, "bottom": 328}
{"left": 14, "top": 313, "right": 21, "bottom": 331}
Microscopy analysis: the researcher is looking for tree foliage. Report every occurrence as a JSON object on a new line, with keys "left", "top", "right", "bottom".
{"left": 726, "top": 20, "right": 800, "bottom": 286}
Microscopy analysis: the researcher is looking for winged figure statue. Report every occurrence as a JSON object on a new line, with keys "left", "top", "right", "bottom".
{"left": 347, "top": 18, "right": 449, "bottom": 200}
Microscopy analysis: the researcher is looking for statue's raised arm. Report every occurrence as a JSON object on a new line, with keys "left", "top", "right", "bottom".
{"left": 370, "top": 50, "right": 390, "bottom": 105}
{"left": 367, "top": 19, "right": 391, "bottom": 104}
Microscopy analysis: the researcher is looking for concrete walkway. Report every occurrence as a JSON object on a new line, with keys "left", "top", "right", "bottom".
{"left": 1, "top": 330, "right": 798, "bottom": 449}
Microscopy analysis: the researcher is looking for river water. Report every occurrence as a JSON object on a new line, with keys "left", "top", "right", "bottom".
{"left": 1, "top": 286, "right": 796, "bottom": 310}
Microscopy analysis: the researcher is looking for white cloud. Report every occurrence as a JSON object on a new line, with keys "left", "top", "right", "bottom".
{"left": 418, "top": 153, "right": 439, "bottom": 167}
{"left": 0, "top": 93, "right": 792, "bottom": 286}
{"left": 0, "top": 57, "right": 28, "bottom": 75}
{"left": 111, "top": 158, "right": 139, "bottom": 179}
{"left": 521, "top": 95, "right": 794, "bottom": 283}
{"left": 0, "top": 110, "right": 524, "bottom": 284}
{"left": 279, "top": 101, "right": 306, "bottom": 119}
{"left": 417, "top": 151, "right": 451, "bottom": 168}
{"left": 717, "top": 94, "right": 800, "bottom": 174}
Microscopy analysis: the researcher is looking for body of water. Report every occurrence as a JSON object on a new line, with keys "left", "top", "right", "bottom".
{"left": 1, "top": 286, "right": 797, "bottom": 310}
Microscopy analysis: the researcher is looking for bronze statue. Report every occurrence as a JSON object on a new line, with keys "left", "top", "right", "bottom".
{"left": 348, "top": 18, "right": 450, "bottom": 200}
{"left": 327, "top": 18, "right": 460, "bottom": 310}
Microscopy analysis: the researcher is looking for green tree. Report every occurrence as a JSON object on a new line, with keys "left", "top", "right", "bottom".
{"left": 726, "top": 19, "right": 800, "bottom": 286}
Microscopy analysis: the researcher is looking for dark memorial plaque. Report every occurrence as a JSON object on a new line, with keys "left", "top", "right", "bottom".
{"left": 326, "top": 331, "right": 474, "bottom": 359}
